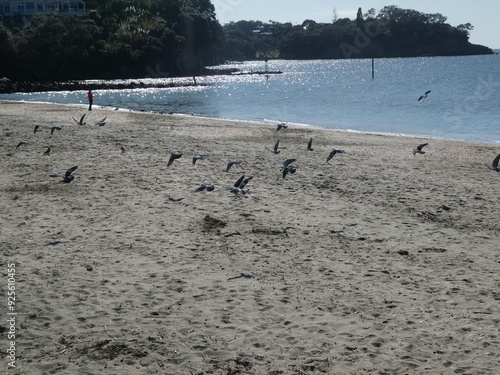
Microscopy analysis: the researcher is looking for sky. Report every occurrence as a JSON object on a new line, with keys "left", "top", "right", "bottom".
{"left": 213, "top": 0, "right": 500, "bottom": 48}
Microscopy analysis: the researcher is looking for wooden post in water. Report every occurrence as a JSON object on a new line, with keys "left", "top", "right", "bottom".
{"left": 372, "top": 58, "right": 375, "bottom": 79}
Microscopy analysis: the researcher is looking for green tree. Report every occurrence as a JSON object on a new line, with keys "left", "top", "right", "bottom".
{"left": 0, "top": 23, "right": 16, "bottom": 75}
{"left": 16, "top": 13, "right": 101, "bottom": 80}
{"left": 457, "top": 23, "right": 473, "bottom": 37}
{"left": 356, "top": 7, "right": 364, "bottom": 29}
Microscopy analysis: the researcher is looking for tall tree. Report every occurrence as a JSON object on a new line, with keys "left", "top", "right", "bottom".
{"left": 356, "top": 7, "right": 364, "bottom": 28}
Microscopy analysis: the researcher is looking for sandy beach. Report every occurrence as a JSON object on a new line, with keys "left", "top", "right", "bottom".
{"left": 1, "top": 100, "right": 499, "bottom": 375}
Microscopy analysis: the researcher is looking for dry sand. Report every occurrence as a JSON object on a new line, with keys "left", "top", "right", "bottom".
{"left": 1, "top": 100, "right": 499, "bottom": 374}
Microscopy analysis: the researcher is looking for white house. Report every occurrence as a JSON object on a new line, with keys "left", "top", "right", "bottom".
{"left": 0, "top": 0, "right": 88, "bottom": 27}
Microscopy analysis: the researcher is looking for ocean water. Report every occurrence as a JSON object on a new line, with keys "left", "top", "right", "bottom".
{"left": 2, "top": 55, "right": 500, "bottom": 143}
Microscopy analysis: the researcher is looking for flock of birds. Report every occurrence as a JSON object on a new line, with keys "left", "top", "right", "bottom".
{"left": 13, "top": 117, "right": 349, "bottom": 193}
{"left": 161, "top": 121, "right": 352, "bottom": 194}
{"left": 12, "top": 113, "right": 108, "bottom": 183}
{"left": 12, "top": 103, "right": 500, "bottom": 191}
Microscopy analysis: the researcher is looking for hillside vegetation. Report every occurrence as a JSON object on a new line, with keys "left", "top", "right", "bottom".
{"left": 222, "top": 6, "right": 492, "bottom": 60}
{"left": 0, "top": 4, "right": 493, "bottom": 82}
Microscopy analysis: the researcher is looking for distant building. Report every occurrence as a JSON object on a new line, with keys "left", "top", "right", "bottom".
{"left": 251, "top": 22, "right": 281, "bottom": 43}
{"left": 0, "top": 0, "right": 89, "bottom": 27}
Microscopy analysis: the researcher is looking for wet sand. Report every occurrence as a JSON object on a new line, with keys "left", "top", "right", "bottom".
{"left": 1, "top": 101, "right": 499, "bottom": 374}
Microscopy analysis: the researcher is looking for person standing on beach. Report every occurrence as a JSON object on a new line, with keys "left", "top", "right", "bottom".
{"left": 87, "top": 90, "right": 93, "bottom": 111}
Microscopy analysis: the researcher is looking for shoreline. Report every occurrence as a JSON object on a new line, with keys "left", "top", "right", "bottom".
{"left": 0, "top": 67, "right": 283, "bottom": 94}
{"left": 2, "top": 99, "right": 498, "bottom": 145}
{"left": 1, "top": 101, "right": 499, "bottom": 374}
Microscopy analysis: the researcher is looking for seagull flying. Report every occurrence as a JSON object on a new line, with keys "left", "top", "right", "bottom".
{"left": 167, "top": 151, "right": 182, "bottom": 166}
{"left": 50, "top": 166, "right": 78, "bottom": 183}
{"left": 276, "top": 122, "right": 288, "bottom": 132}
{"left": 226, "top": 160, "right": 241, "bottom": 172}
{"left": 488, "top": 153, "right": 500, "bottom": 172}
{"left": 418, "top": 90, "right": 431, "bottom": 101}
{"left": 94, "top": 117, "right": 107, "bottom": 126}
{"left": 15, "top": 140, "right": 28, "bottom": 149}
{"left": 412, "top": 143, "right": 428, "bottom": 155}
{"left": 278, "top": 158, "right": 297, "bottom": 179}
{"left": 50, "top": 126, "right": 62, "bottom": 136}
{"left": 194, "top": 180, "right": 215, "bottom": 192}
{"left": 34, "top": 124, "right": 45, "bottom": 134}
{"left": 307, "top": 137, "right": 314, "bottom": 151}
{"left": 72, "top": 114, "right": 86, "bottom": 125}
{"left": 193, "top": 153, "right": 209, "bottom": 165}
{"left": 268, "top": 139, "right": 280, "bottom": 154}
{"left": 43, "top": 146, "right": 51, "bottom": 156}
{"left": 326, "top": 148, "right": 345, "bottom": 162}
{"left": 224, "top": 175, "right": 253, "bottom": 195}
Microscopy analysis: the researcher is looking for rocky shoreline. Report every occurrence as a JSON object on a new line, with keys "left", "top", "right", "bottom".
{"left": 0, "top": 77, "right": 193, "bottom": 94}
{"left": 0, "top": 68, "right": 283, "bottom": 94}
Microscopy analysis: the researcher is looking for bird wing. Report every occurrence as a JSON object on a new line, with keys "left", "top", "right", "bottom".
{"left": 95, "top": 119, "right": 106, "bottom": 126}
{"left": 417, "top": 143, "right": 428, "bottom": 151}
{"left": 226, "top": 160, "right": 239, "bottom": 172}
{"left": 425, "top": 90, "right": 431, "bottom": 95}
{"left": 167, "top": 154, "right": 175, "bottom": 166}
{"left": 50, "top": 127, "right": 55, "bottom": 135}
{"left": 307, "top": 138, "right": 313, "bottom": 149}
{"left": 193, "top": 154, "right": 208, "bottom": 164}
{"left": 15, "top": 141, "right": 26, "bottom": 149}
{"left": 168, "top": 152, "right": 182, "bottom": 165}
{"left": 283, "top": 159, "right": 296, "bottom": 168}
{"left": 65, "top": 166, "right": 78, "bottom": 177}
{"left": 234, "top": 175, "right": 245, "bottom": 188}
{"left": 274, "top": 140, "right": 279, "bottom": 151}
{"left": 79, "top": 114, "right": 86, "bottom": 123}
{"left": 327, "top": 150, "right": 336, "bottom": 161}
{"left": 239, "top": 176, "right": 253, "bottom": 189}
{"left": 492, "top": 153, "right": 500, "bottom": 169}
